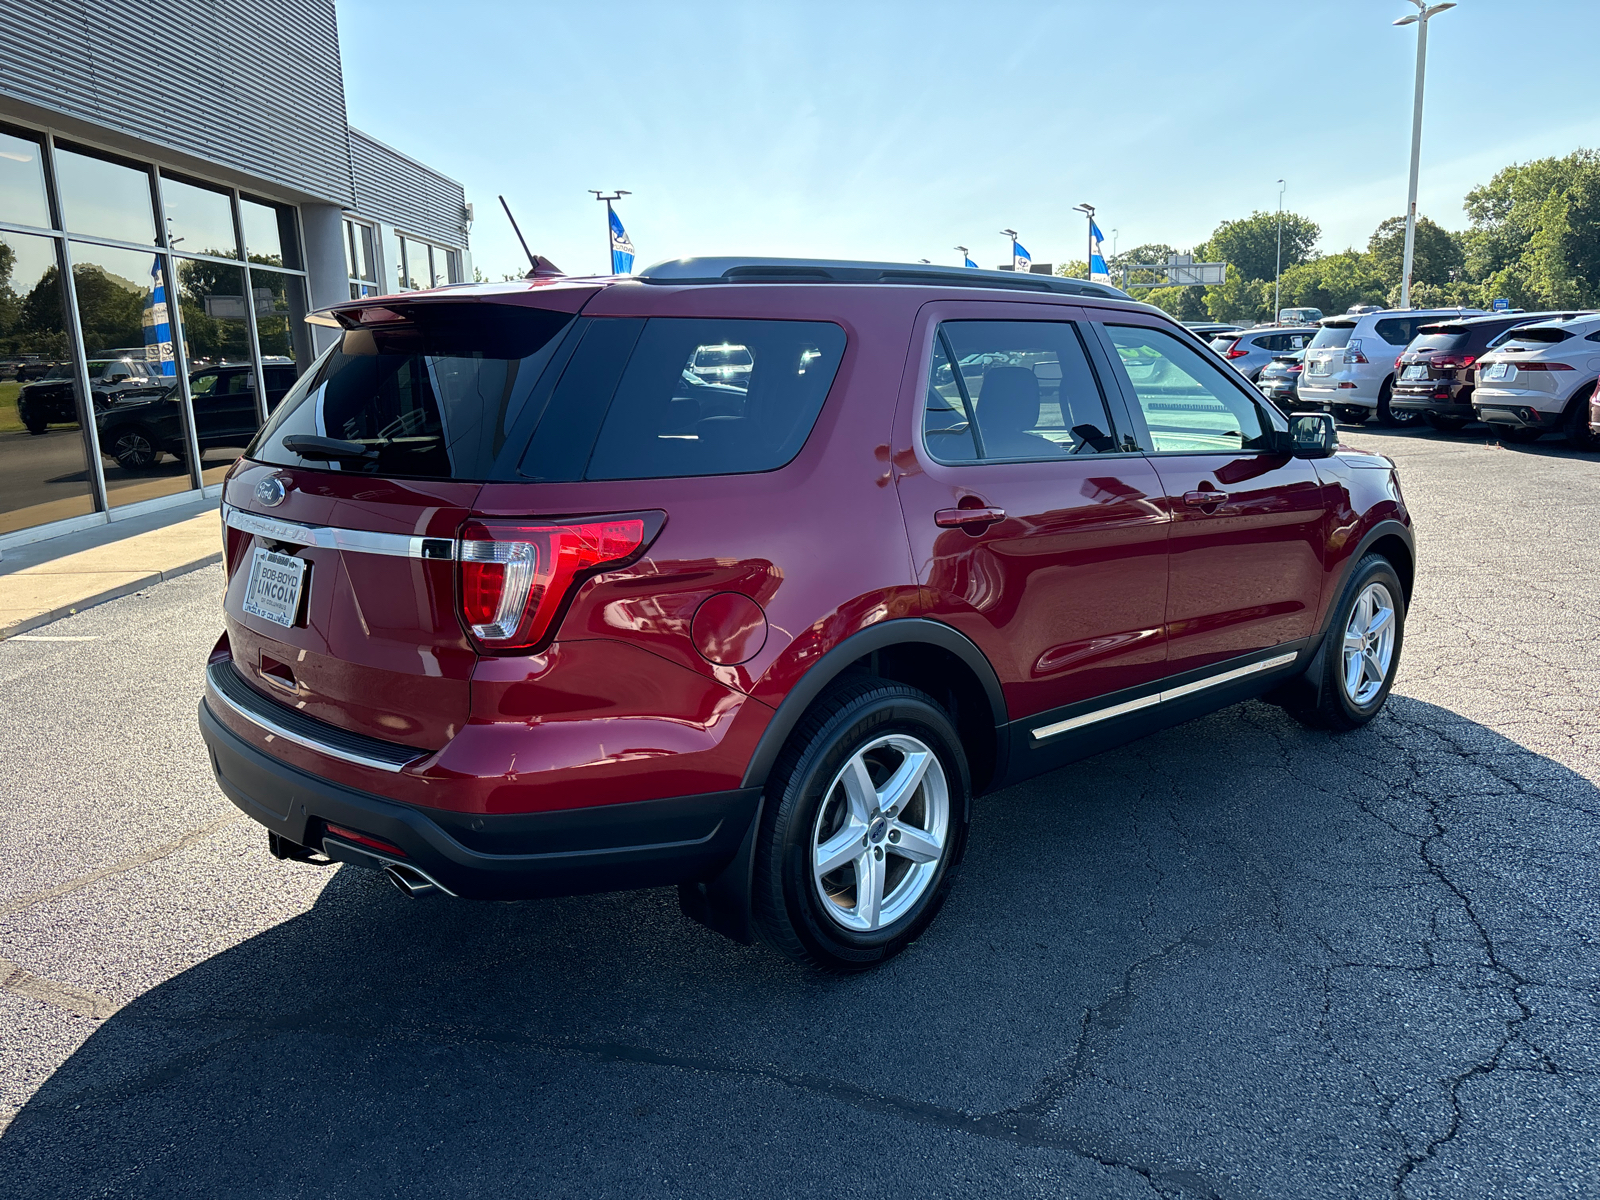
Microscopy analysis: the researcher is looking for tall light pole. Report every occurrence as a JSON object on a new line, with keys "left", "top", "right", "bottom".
{"left": 1072, "top": 203, "right": 1095, "bottom": 279}
{"left": 1273, "top": 179, "right": 1286, "bottom": 322}
{"left": 1394, "top": 1, "right": 1456, "bottom": 309}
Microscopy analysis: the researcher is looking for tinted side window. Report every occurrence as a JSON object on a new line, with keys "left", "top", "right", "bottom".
{"left": 578, "top": 318, "right": 845, "bottom": 481}
{"left": 1104, "top": 324, "right": 1269, "bottom": 454}
{"left": 1374, "top": 316, "right": 1435, "bottom": 345}
{"left": 923, "top": 320, "right": 1119, "bottom": 463}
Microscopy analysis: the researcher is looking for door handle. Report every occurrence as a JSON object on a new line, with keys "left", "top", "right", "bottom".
{"left": 935, "top": 506, "right": 1006, "bottom": 529}
{"left": 1182, "top": 489, "right": 1228, "bottom": 508}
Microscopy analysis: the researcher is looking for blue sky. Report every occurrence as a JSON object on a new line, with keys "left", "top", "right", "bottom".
{"left": 339, "top": 0, "right": 1600, "bottom": 280}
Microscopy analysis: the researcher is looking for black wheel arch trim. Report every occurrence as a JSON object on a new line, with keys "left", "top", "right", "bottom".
{"left": 1324, "top": 519, "right": 1414, "bottom": 635}
{"left": 739, "top": 618, "right": 1007, "bottom": 791}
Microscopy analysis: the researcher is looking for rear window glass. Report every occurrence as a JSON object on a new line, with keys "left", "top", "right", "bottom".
{"left": 1499, "top": 327, "right": 1574, "bottom": 346}
{"left": 249, "top": 303, "right": 574, "bottom": 479}
{"left": 1308, "top": 322, "right": 1354, "bottom": 350}
{"left": 523, "top": 318, "right": 846, "bottom": 482}
{"left": 1409, "top": 329, "right": 1470, "bottom": 353}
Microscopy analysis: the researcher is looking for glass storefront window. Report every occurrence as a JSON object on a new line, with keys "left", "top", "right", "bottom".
{"left": 382, "top": 225, "right": 402, "bottom": 292}
{"left": 0, "top": 231, "right": 95, "bottom": 533}
{"left": 251, "top": 268, "right": 312, "bottom": 389}
{"left": 0, "top": 128, "right": 51, "bottom": 230}
{"left": 345, "top": 219, "right": 378, "bottom": 298}
{"left": 402, "top": 237, "right": 430, "bottom": 290}
{"left": 69, "top": 241, "right": 190, "bottom": 506}
{"left": 174, "top": 257, "right": 257, "bottom": 485}
{"left": 433, "top": 248, "right": 456, "bottom": 288}
{"left": 161, "top": 174, "right": 239, "bottom": 259}
{"left": 54, "top": 147, "right": 157, "bottom": 246}
{"left": 240, "top": 196, "right": 301, "bottom": 270}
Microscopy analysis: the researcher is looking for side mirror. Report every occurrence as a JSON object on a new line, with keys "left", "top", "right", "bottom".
{"left": 1287, "top": 412, "right": 1337, "bottom": 458}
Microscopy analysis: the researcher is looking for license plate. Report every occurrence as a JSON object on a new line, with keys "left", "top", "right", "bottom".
{"left": 1307, "top": 360, "right": 1330, "bottom": 376}
{"left": 1402, "top": 364, "right": 1429, "bottom": 380}
{"left": 241, "top": 548, "right": 308, "bottom": 629}
{"left": 1482, "top": 362, "right": 1512, "bottom": 382}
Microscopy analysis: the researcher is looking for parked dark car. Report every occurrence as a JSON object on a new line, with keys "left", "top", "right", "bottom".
{"left": 1255, "top": 350, "right": 1304, "bottom": 413}
{"left": 200, "top": 257, "right": 1413, "bottom": 972}
{"left": 96, "top": 362, "right": 300, "bottom": 470}
{"left": 1390, "top": 311, "right": 1592, "bottom": 432}
{"left": 16, "top": 356, "right": 168, "bottom": 434}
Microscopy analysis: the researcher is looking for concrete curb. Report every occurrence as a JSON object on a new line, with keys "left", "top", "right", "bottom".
{"left": 0, "top": 552, "right": 222, "bottom": 641}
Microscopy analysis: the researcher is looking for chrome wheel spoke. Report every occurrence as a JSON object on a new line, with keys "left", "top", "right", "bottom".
{"left": 1367, "top": 605, "right": 1394, "bottom": 638}
{"left": 839, "top": 755, "right": 878, "bottom": 823}
{"left": 877, "top": 749, "right": 932, "bottom": 815}
{"left": 1341, "top": 581, "right": 1398, "bottom": 707}
{"left": 815, "top": 823, "right": 866, "bottom": 878}
{"left": 857, "top": 848, "right": 887, "bottom": 928}
{"left": 889, "top": 821, "right": 942, "bottom": 864}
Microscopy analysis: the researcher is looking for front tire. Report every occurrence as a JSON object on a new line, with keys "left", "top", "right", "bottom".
{"left": 1282, "top": 553, "right": 1406, "bottom": 732}
{"left": 752, "top": 681, "right": 970, "bottom": 973}
{"left": 1334, "top": 405, "right": 1368, "bottom": 426}
{"left": 1424, "top": 414, "right": 1467, "bottom": 433}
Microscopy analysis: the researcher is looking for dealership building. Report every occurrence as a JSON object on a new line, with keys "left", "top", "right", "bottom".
{"left": 0, "top": 0, "right": 472, "bottom": 547}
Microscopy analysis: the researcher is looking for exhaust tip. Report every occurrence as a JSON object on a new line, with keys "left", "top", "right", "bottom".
{"left": 384, "top": 863, "right": 441, "bottom": 898}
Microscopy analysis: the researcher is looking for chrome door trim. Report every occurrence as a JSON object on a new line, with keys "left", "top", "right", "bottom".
{"left": 222, "top": 503, "right": 455, "bottom": 561}
{"left": 1030, "top": 650, "right": 1300, "bottom": 743}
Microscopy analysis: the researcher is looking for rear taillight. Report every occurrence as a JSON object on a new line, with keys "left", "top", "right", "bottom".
{"left": 1507, "top": 361, "right": 1574, "bottom": 371}
{"left": 1343, "top": 347, "right": 1369, "bottom": 364}
{"left": 457, "top": 512, "right": 664, "bottom": 652}
{"left": 1224, "top": 340, "right": 1249, "bottom": 359}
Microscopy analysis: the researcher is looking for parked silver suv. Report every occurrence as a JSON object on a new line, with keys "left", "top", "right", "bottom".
{"left": 1298, "top": 307, "right": 1483, "bottom": 426}
{"left": 1211, "top": 326, "right": 1318, "bottom": 382}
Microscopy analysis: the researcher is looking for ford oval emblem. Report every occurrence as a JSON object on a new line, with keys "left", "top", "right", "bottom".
{"left": 254, "top": 475, "right": 287, "bottom": 507}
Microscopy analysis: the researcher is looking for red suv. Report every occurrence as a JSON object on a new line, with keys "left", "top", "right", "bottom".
{"left": 199, "top": 258, "right": 1414, "bottom": 972}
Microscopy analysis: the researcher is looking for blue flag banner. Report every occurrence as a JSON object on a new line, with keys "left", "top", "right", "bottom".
{"left": 1012, "top": 238, "right": 1032, "bottom": 273}
{"left": 609, "top": 207, "right": 635, "bottom": 275}
{"left": 963, "top": 254, "right": 978, "bottom": 269}
{"left": 143, "top": 257, "right": 175, "bottom": 376}
{"left": 1089, "top": 220, "right": 1110, "bottom": 283}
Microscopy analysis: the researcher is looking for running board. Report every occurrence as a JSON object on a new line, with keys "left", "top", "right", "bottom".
{"left": 1030, "top": 651, "right": 1300, "bottom": 743}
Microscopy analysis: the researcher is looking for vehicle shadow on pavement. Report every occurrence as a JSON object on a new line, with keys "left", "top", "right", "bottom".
{"left": 5, "top": 696, "right": 1598, "bottom": 1199}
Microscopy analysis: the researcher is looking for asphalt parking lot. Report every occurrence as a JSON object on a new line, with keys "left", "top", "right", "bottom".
{"left": 2, "top": 426, "right": 1597, "bottom": 1200}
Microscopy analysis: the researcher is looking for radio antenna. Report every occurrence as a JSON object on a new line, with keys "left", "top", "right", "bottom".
{"left": 498, "top": 194, "right": 537, "bottom": 272}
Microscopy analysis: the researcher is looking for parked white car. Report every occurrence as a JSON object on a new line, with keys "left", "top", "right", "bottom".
{"left": 1209, "top": 325, "right": 1318, "bottom": 382}
{"left": 1298, "top": 307, "right": 1483, "bottom": 426}
{"left": 1472, "top": 313, "right": 1600, "bottom": 448}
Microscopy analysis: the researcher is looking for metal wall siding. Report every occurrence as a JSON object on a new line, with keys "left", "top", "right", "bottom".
{"left": 0, "top": 0, "right": 355, "bottom": 205}
{"left": 349, "top": 129, "right": 466, "bottom": 248}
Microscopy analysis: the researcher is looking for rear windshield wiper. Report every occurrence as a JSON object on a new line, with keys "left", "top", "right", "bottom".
{"left": 281, "top": 434, "right": 378, "bottom": 462}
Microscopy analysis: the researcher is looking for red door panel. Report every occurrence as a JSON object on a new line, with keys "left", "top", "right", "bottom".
{"left": 893, "top": 302, "right": 1172, "bottom": 719}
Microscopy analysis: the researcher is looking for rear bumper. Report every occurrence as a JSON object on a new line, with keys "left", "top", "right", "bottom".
{"left": 1389, "top": 386, "right": 1473, "bottom": 420}
{"left": 1474, "top": 403, "right": 1560, "bottom": 430}
{"left": 199, "top": 698, "right": 761, "bottom": 901}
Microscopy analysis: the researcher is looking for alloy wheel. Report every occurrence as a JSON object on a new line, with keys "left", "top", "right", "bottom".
{"left": 114, "top": 431, "right": 154, "bottom": 470}
{"left": 810, "top": 733, "right": 949, "bottom": 933}
{"left": 1342, "top": 582, "right": 1396, "bottom": 707}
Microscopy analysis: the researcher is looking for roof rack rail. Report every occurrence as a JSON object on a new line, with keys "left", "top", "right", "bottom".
{"left": 634, "top": 257, "right": 1131, "bottom": 300}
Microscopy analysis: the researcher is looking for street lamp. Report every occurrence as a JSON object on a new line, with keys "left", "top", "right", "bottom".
{"left": 1072, "top": 203, "right": 1095, "bottom": 280}
{"left": 1394, "top": 0, "right": 1456, "bottom": 309}
{"left": 1273, "top": 179, "right": 1286, "bottom": 323}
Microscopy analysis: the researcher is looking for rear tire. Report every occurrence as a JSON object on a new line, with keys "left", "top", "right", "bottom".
{"left": 1376, "top": 381, "right": 1421, "bottom": 428}
{"left": 24, "top": 419, "right": 47, "bottom": 435}
{"left": 1334, "top": 405, "right": 1368, "bottom": 426}
{"left": 1424, "top": 414, "right": 1467, "bottom": 433}
{"left": 752, "top": 681, "right": 970, "bottom": 973}
{"left": 108, "top": 426, "right": 158, "bottom": 471}
{"left": 1486, "top": 422, "right": 1543, "bottom": 444}
{"left": 1562, "top": 387, "right": 1598, "bottom": 450}
{"left": 1281, "top": 553, "right": 1406, "bottom": 733}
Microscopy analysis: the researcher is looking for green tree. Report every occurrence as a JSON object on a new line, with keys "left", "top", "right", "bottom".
{"left": 1276, "top": 251, "right": 1388, "bottom": 317}
{"left": 1460, "top": 149, "right": 1600, "bottom": 307}
{"left": 1141, "top": 285, "right": 1208, "bottom": 320}
{"left": 1203, "top": 274, "right": 1274, "bottom": 324}
{"left": 1198, "top": 211, "right": 1319, "bottom": 283}
{"left": 1367, "top": 215, "right": 1465, "bottom": 290}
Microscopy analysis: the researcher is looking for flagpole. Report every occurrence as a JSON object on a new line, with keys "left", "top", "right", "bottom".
{"left": 589, "top": 189, "right": 631, "bottom": 274}
{"left": 1073, "top": 203, "right": 1096, "bottom": 280}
